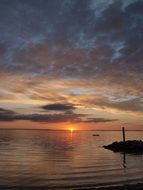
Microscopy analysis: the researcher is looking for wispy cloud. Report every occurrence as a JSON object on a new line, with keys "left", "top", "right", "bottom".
{"left": 85, "top": 117, "right": 118, "bottom": 123}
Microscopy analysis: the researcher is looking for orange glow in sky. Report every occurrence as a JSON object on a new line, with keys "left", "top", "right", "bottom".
{"left": 66, "top": 123, "right": 77, "bottom": 132}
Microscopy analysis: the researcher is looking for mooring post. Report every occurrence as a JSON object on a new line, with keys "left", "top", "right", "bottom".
{"left": 122, "top": 127, "right": 126, "bottom": 143}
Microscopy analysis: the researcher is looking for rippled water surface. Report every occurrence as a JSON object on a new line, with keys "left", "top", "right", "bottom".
{"left": 0, "top": 129, "right": 143, "bottom": 189}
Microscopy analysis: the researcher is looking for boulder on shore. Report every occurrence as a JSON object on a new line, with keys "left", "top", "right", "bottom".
{"left": 103, "top": 140, "right": 143, "bottom": 154}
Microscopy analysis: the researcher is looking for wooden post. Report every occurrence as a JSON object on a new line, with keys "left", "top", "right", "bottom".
{"left": 122, "top": 127, "right": 126, "bottom": 143}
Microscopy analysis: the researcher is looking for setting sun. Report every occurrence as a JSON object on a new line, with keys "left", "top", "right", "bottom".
{"left": 65, "top": 123, "right": 78, "bottom": 132}
{"left": 70, "top": 128, "right": 74, "bottom": 132}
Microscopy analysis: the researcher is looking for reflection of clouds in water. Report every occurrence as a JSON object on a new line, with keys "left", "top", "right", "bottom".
{"left": 0, "top": 130, "right": 78, "bottom": 186}
{"left": 31, "top": 131, "right": 77, "bottom": 160}
{"left": 0, "top": 130, "right": 77, "bottom": 160}
{"left": 0, "top": 130, "right": 15, "bottom": 144}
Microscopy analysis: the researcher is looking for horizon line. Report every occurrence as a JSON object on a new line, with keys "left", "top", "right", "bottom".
{"left": 0, "top": 128, "right": 143, "bottom": 131}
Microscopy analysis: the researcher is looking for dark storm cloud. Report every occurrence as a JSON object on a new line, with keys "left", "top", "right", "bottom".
{"left": 41, "top": 103, "right": 75, "bottom": 111}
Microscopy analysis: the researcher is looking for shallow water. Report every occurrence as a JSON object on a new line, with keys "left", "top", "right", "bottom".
{"left": 0, "top": 129, "right": 143, "bottom": 189}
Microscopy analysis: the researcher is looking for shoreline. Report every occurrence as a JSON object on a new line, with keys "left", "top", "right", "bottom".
{"left": 0, "top": 183, "right": 143, "bottom": 190}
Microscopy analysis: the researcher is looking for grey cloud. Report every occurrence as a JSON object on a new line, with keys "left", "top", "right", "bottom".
{"left": 0, "top": 107, "right": 80, "bottom": 122}
{"left": 89, "top": 0, "right": 115, "bottom": 17}
{"left": 0, "top": 107, "right": 17, "bottom": 121}
{"left": 107, "top": 98, "right": 143, "bottom": 113}
{"left": 125, "top": 1, "right": 143, "bottom": 15}
{"left": 0, "top": 0, "right": 142, "bottom": 75}
{"left": 85, "top": 117, "right": 118, "bottom": 123}
{"left": 0, "top": 44, "right": 6, "bottom": 56}
{"left": 0, "top": 108, "right": 16, "bottom": 115}
{"left": 0, "top": 106, "right": 118, "bottom": 124}
{"left": 87, "top": 97, "right": 143, "bottom": 114}
{"left": 13, "top": 113, "right": 80, "bottom": 123}
{"left": 41, "top": 103, "right": 75, "bottom": 111}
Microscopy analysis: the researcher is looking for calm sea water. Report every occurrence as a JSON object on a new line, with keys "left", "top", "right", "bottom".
{"left": 0, "top": 129, "right": 143, "bottom": 189}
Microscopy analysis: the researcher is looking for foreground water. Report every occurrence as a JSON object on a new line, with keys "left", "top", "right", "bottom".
{"left": 0, "top": 129, "right": 143, "bottom": 189}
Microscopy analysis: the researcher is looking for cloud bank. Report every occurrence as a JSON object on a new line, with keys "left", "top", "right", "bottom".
{"left": 0, "top": 106, "right": 117, "bottom": 124}
{"left": 0, "top": 0, "right": 143, "bottom": 127}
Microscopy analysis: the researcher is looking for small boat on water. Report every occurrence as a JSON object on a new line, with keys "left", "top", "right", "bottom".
{"left": 92, "top": 134, "right": 100, "bottom": 136}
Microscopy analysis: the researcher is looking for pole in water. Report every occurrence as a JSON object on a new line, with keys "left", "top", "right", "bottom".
{"left": 122, "top": 127, "right": 126, "bottom": 143}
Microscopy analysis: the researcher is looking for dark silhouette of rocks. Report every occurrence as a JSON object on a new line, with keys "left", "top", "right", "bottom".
{"left": 103, "top": 140, "right": 143, "bottom": 154}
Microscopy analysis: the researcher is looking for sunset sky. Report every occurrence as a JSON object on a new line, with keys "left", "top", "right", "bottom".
{"left": 0, "top": 0, "right": 143, "bottom": 130}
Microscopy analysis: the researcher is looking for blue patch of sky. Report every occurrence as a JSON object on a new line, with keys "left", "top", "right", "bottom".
{"left": 65, "top": 88, "right": 89, "bottom": 96}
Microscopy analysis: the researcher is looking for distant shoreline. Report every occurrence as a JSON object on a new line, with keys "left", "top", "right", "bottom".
{"left": 0, "top": 128, "right": 143, "bottom": 131}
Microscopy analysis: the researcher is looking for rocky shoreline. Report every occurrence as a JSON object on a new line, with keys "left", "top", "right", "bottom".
{"left": 0, "top": 183, "right": 143, "bottom": 190}
{"left": 103, "top": 140, "right": 143, "bottom": 154}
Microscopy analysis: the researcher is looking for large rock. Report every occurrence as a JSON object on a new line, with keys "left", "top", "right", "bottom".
{"left": 103, "top": 140, "right": 143, "bottom": 154}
